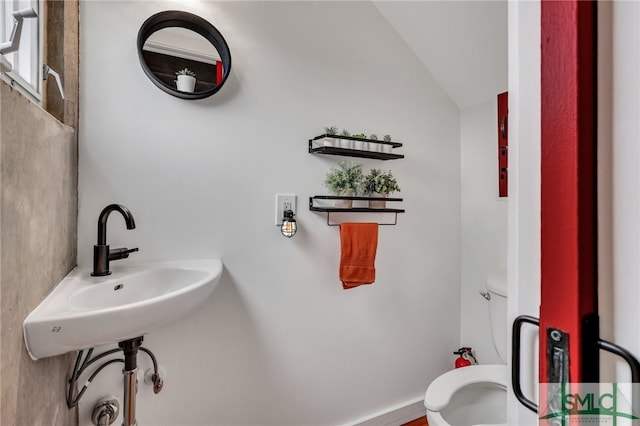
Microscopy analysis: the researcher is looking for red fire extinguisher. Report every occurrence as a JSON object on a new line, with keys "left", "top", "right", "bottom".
{"left": 453, "top": 347, "right": 477, "bottom": 368}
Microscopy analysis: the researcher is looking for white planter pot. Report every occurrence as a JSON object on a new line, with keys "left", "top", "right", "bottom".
{"left": 339, "top": 138, "right": 353, "bottom": 149}
{"left": 335, "top": 191, "right": 353, "bottom": 208}
{"left": 354, "top": 140, "right": 368, "bottom": 151}
{"left": 176, "top": 75, "right": 196, "bottom": 93}
{"left": 323, "top": 137, "right": 336, "bottom": 147}
{"left": 369, "top": 193, "right": 387, "bottom": 209}
{"left": 368, "top": 142, "right": 381, "bottom": 152}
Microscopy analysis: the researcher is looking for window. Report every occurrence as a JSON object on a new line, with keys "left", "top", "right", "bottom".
{"left": 0, "top": 0, "right": 42, "bottom": 101}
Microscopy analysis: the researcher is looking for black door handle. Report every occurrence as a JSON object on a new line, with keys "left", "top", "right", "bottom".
{"left": 512, "top": 315, "right": 640, "bottom": 415}
{"left": 598, "top": 338, "right": 640, "bottom": 383}
{"left": 512, "top": 315, "right": 539, "bottom": 413}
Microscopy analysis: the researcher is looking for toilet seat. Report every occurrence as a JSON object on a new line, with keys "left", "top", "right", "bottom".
{"left": 425, "top": 364, "right": 507, "bottom": 411}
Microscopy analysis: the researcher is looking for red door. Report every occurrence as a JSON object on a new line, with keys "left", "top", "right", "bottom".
{"left": 512, "top": 2, "right": 640, "bottom": 422}
{"left": 539, "top": 1, "right": 599, "bottom": 418}
{"left": 539, "top": 0, "right": 599, "bottom": 385}
{"left": 497, "top": 92, "right": 509, "bottom": 198}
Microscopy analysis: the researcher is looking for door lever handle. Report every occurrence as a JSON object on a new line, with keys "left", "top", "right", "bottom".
{"left": 598, "top": 338, "right": 640, "bottom": 383}
{"left": 512, "top": 316, "right": 640, "bottom": 415}
{"left": 512, "top": 315, "right": 539, "bottom": 413}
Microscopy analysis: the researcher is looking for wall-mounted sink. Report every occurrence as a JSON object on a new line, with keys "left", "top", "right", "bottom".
{"left": 23, "top": 259, "right": 223, "bottom": 360}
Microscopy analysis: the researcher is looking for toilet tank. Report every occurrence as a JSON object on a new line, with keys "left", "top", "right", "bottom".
{"left": 486, "top": 272, "right": 507, "bottom": 363}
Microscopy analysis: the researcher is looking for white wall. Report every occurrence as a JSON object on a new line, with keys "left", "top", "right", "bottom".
{"left": 459, "top": 100, "right": 507, "bottom": 365}
{"left": 506, "top": 1, "right": 540, "bottom": 425}
{"left": 78, "top": 2, "right": 461, "bottom": 425}
{"left": 597, "top": 0, "right": 640, "bottom": 385}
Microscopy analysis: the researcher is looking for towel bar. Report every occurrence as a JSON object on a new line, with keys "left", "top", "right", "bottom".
{"left": 324, "top": 211, "right": 399, "bottom": 226}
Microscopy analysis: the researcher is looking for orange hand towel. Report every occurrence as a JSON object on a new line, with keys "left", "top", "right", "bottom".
{"left": 340, "top": 223, "right": 379, "bottom": 289}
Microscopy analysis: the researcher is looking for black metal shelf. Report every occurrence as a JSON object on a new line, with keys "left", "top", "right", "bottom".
{"left": 308, "top": 134, "right": 404, "bottom": 160}
{"left": 309, "top": 196, "right": 405, "bottom": 225}
{"left": 309, "top": 132, "right": 406, "bottom": 225}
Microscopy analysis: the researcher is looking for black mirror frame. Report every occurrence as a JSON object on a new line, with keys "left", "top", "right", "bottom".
{"left": 137, "top": 10, "right": 232, "bottom": 100}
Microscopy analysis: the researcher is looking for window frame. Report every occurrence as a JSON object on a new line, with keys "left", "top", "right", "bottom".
{"left": 1, "top": 0, "right": 43, "bottom": 103}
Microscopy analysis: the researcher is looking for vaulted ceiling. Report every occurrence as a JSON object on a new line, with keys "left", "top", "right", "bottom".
{"left": 374, "top": 1, "right": 508, "bottom": 109}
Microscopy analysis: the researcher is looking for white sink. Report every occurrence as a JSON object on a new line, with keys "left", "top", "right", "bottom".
{"left": 23, "top": 259, "right": 223, "bottom": 360}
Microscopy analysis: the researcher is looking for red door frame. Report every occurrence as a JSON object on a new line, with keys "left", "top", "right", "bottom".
{"left": 540, "top": 0, "right": 598, "bottom": 390}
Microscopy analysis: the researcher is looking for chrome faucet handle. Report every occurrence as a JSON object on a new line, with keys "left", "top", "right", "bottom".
{"left": 479, "top": 290, "right": 491, "bottom": 301}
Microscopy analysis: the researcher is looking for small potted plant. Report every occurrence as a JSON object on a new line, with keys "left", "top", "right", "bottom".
{"left": 323, "top": 126, "right": 338, "bottom": 147}
{"left": 352, "top": 132, "right": 368, "bottom": 151}
{"left": 175, "top": 68, "right": 196, "bottom": 93}
{"left": 339, "top": 129, "right": 352, "bottom": 149}
{"left": 364, "top": 133, "right": 379, "bottom": 152}
{"left": 324, "top": 161, "right": 364, "bottom": 208}
{"left": 363, "top": 169, "right": 401, "bottom": 208}
{"left": 381, "top": 134, "right": 393, "bottom": 153}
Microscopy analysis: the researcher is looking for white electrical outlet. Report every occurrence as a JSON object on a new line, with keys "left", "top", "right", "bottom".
{"left": 275, "top": 194, "right": 297, "bottom": 226}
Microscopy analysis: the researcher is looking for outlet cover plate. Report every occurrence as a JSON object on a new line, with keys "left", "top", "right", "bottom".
{"left": 275, "top": 194, "right": 296, "bottom": 226}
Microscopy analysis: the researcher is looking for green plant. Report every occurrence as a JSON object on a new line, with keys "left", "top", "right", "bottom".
{"left": 363, "top": 169, "right": 401, "bottom": 195}
{"left": 370, "top": 134, "right": 378, "bottom": 140}
{"left": 383, "top": 134, "right": 392, "bottom": 142}
{"left": 352, "top": 133, "right": 367, "bottom": 139}
{"left": 325, "top": 126, "right": 338, "bottom": 135}
{"left": 340, "top": 129, "right": 351, "bottom": 137}
{"left": 176, "top": 68, "right": 196, "bottom": 77}
{"left": 324, "top": 161, "right": 364, "bottom": 195}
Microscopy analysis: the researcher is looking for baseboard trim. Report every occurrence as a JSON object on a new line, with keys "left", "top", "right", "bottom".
{"left": 347, "top": 396, "right": 426, "bottom": 426}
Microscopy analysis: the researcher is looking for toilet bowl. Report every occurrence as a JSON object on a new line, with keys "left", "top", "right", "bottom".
{"left": 424, "top": 272, "right": 508, "bottom": 426}
{"left": 425, "top": 364, "right": 507, "bottom": 426}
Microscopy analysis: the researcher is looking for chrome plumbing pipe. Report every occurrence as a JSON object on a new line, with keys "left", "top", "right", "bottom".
{"left": 119, "top": 337, "right": 143, "bottom": 426}
{"left": 123, "top": 367, "right": 138, "bottom": 426}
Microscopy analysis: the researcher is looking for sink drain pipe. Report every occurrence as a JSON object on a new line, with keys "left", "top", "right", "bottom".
{"left": 119, "top": 337, "right": 143, "bottom": 426}
{"left": 67, "top": 337, "right": 162, "bottom": 422}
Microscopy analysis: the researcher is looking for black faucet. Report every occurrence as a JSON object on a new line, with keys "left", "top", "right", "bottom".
{"left": 92, "top": 204, "right": 139, "bottom": 276}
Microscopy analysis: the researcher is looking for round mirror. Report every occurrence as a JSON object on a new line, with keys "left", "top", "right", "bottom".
{"left": 137, "top": 10, "right": 232, "bottom": 100}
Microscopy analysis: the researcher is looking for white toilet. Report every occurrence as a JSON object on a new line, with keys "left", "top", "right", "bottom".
{"left": 424, "top": 272, "right": 508, "bottom": 426}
